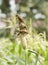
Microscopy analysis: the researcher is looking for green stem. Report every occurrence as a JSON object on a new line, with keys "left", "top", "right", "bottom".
{"left": 28, "top": 49, "right": 38, "bottom": 55}
{"left": 28, "top": 49, "right": 39, "bottom": 65}
{"left": 25, "top": 50, "right": 27, "bottom": 65}
{"left": 34, "top": 54, "right": 38, "bottom": 65}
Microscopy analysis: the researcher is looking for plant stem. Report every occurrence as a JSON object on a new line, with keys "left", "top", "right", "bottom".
{"left": 28, "top": 49, "right": 39, "bottom": 65}
{"left": 25, "top": 51, "right": 27, "bottom": 65}
{"left": 34, "top": 54, "right": 38, "bottom": 65}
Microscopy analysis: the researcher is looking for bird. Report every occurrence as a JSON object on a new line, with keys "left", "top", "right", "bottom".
{"left": 16, "top": 14, "right": 28, "bottom": 35}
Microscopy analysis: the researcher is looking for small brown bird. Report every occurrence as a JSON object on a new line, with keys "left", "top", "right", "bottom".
{"left": 16, "top": 14, "right": 28, "bottom": 35}
{"left": 16, "top": 14, "right": 25, "bottom": 23}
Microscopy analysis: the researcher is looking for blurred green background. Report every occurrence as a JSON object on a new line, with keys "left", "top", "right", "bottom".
{"left": 0, "top": 0, "right": 48, "bottom": 39}
{"left": 0, "top": 1, "right": 48, "bottom": 65}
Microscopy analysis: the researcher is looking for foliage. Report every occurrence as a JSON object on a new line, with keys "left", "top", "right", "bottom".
{"left": 0, "top": 15, "right": 48, "bottom": 65}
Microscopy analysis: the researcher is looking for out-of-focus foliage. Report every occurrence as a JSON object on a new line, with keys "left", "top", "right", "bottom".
{"left": 0, "top": 15, "right": 48, "bottom": 65}
{"left": 39, "top": 1, "right": 48, "bottom": 16}
{"left": 0, "top": 0, "right": 9, "bottom": 13}
{"left": 0, "top": 0, "right": 48, "bottom": 65}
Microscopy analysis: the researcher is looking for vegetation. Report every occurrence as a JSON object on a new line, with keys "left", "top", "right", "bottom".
{"left": 0, "top": 14, "right": 48, "bottom": 65}
{"left": 0, "top": 0, "right": 48, "bottom": 65}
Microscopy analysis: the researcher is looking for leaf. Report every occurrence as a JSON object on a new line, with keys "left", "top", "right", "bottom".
{"left": 45, "top": 48, "right": 48, "bottom": 61}
{"left": 18, "top": 44, "right": 23, "bottom": 55}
